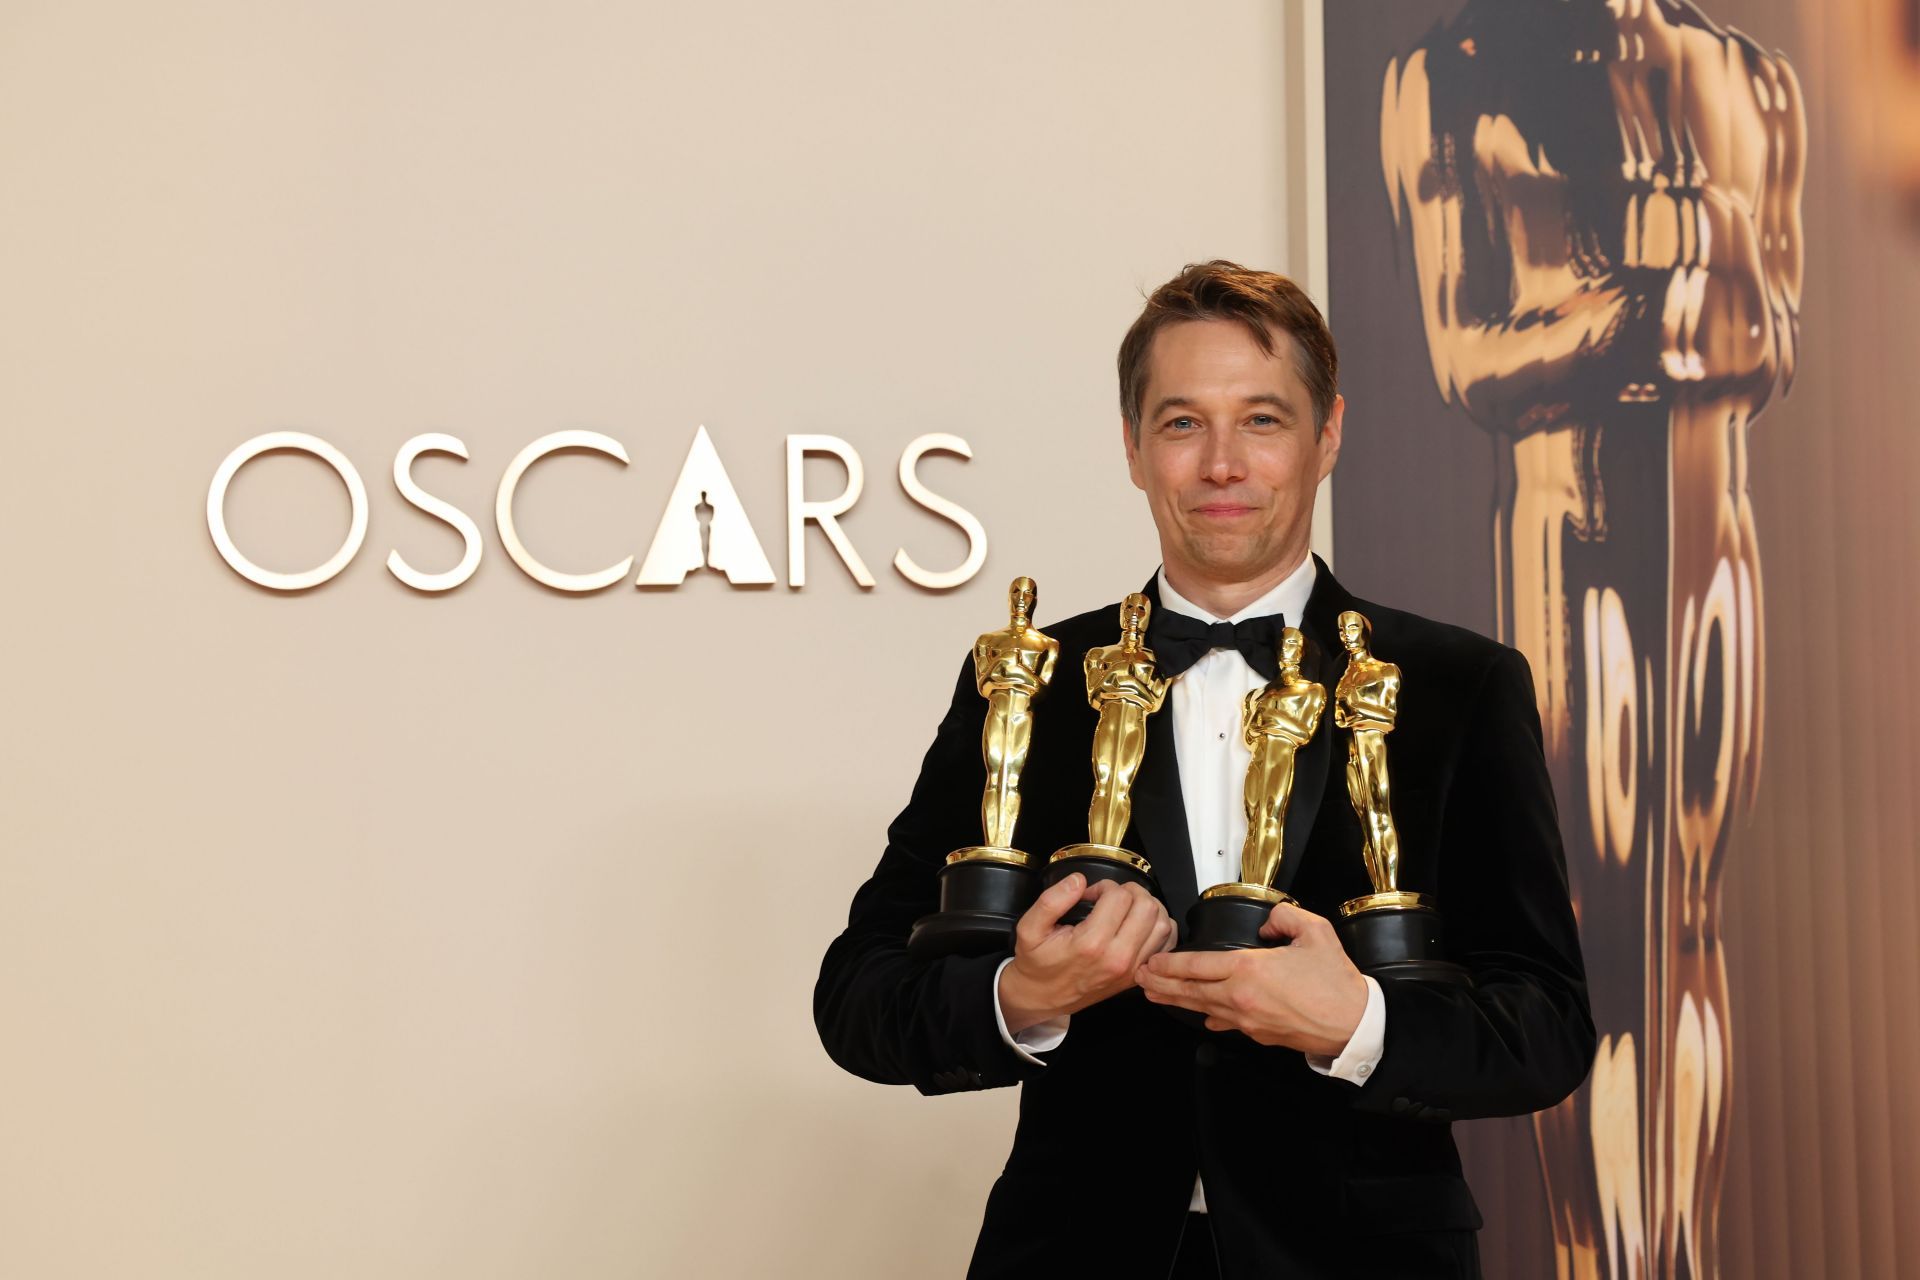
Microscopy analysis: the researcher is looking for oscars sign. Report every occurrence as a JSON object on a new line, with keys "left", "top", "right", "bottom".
{"left": 206, "top": 426, "right": 989, "bottom": 593}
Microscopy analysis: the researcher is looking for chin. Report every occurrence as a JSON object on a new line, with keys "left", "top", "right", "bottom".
{"left": 1182, "top": 545, "right": 1269, "bottom": 580}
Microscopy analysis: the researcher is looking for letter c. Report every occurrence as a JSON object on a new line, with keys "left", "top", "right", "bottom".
{"left": 495, "top": 431, "right": 635, "bottom": 592}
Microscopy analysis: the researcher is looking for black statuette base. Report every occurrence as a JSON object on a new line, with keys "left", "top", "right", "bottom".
{"left": 1182, "top": 894, "right": 1283, "bottom": 951}
{"left": 1044, "top": 853, "right": 1157, "bottom": 926}
{"left": 1335, "top": 903, "right": 1472, "bottom": 985}
{"left": 908, "top": 858, "right": 1037, "bottom": 960}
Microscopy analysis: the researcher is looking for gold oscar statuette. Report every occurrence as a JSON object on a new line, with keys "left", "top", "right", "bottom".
{"left": 1330, "top": 611, "right": 1468, "bottom": 983}
{"left": 1043, "top": 593, "right": 1167, "bottom": 921}
{"left": 908, "top": 576, "right": 1062, "bottom": 960}
{"left": 1182, "top": 628, "right": 1326, "bottom": 951}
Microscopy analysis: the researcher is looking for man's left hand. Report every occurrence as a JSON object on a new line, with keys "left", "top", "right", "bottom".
{"left": 1137, "top": 901, "right": 1369, "bottom": 1056}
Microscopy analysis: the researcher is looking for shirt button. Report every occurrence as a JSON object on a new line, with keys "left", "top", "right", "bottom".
{"left": 1216, "top": 849, "right": 1225, "bottom": 858}
{"left": 1357, "top": 1065, "right": 1371, "bottom": 1077}
{"left": 1217, "top": 732, "right": 1226, "bottom": 740}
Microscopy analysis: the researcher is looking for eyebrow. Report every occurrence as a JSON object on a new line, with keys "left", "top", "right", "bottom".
{"left": 1148, "top": 393, "right": 1299, "bottom": 422}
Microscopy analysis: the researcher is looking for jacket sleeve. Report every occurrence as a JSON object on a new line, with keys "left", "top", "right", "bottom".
{"left": 812, "top": 655, "right": 1048, "bottom": 1096}
{"left": 1352, "top": 645, "right": 1598, "bottom": 1121}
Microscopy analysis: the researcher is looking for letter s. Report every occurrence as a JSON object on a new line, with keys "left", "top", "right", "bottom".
{"left": 894, "top": 433, "right": 986, "bottom": 590}
{"left": 388, "top": 433, "right": 483, "bottom": 592}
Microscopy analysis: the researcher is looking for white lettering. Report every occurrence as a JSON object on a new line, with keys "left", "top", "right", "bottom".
{"left": 635, "top": 425, "right": 775, "bottom": 586}
{"left": 207, "top": 431, "right": 368, "bottom": 591}
{"left": 388, "top": 433, "right": 483, "bottom": 592}
{"left": 893, "top": 433, "right": 987, "bottom": 590}
{"left": 209, "top": 426, "right": 986, "bottom": 596}
{"left": 495, "top": 431, "right": 634, "bottom": 592}
{"left": 785, "top": 434, "right": 874, "bottom": 589}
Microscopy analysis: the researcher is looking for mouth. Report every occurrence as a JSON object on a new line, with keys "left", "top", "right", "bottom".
{"left": 1191, "top": 503, "right": 1259, "bottom": 519}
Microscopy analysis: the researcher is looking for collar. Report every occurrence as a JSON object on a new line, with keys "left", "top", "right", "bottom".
{"left": 1153, "top": 551, "right": 1318, "bottom": 628}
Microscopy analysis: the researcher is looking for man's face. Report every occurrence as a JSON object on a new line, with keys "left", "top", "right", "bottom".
{"left": 1123, "top": 319, "right": 1342, "bottom": 596}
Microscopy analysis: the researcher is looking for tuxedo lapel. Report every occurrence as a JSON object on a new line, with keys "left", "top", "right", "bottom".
{"left": 1132, "top": 700, "right": 1198, "bottom": 927}
{"left": 1275, "top": 556, "right": 1351, "bottom": 896}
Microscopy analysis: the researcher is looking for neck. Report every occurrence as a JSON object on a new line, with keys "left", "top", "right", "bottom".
{"left": 1162, "top": 546, "right": 1310, "bottom": 620}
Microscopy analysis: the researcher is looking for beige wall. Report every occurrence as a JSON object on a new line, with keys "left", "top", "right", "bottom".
{"left": 0, "top": 3, "right": 1298, "bottom": 1275}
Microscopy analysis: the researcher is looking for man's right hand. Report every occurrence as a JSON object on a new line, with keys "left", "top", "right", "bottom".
{"left": 997, "top": 873, "right": 1175, "bottom": 1037}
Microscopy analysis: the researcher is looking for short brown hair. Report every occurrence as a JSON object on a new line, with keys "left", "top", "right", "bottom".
{"left": 1118, "top": 260, "right": 1338, "bottom": 438}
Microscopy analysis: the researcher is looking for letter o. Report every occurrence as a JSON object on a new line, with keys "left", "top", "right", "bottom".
{"left": 207, "top": 432, "right": 369, "bottom": 591}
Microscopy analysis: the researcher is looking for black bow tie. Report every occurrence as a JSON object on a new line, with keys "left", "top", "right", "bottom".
{"left": 1147, "top": 609, "right": 1289, "bottom": 680}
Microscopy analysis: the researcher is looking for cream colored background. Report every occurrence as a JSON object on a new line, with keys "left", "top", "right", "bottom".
{"left": 0, "top": 3, "right": 1309, "bottom": 1275}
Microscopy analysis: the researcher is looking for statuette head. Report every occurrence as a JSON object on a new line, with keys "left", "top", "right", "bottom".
{"left": 1337, "top": 610, "right": 1371, "bottom": 654}
{"left": 1009, "top": 576, "right": 1037, "bottom": 624}
{"left": 1279, "top": 627, "right": 1306, "bottom": 673}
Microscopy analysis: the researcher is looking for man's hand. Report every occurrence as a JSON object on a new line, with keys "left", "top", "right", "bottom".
{"left": 1136, "top": 901, "right": 1368, "bottom": 1055}
{"left": 998, "top": 873, "right": 1175, "bottom": 1036}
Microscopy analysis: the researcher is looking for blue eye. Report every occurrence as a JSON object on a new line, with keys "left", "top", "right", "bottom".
{"left": 1250, "top": 414, "right": 1278, "bottom": 427}
{"left": 1168, "top": 417, "right": 1198, "bottom": 431}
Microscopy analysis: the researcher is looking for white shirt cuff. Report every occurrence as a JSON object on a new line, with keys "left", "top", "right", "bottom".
{"left": 993, "top": 955, "right": 1068, "bottom": 1064}
{"left": 1304, "top": 975, "right": 1385, "bottom": 1085}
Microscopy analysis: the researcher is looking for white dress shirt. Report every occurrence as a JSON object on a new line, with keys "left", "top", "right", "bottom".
{"left": 991, "top": 553, "right": 1387, "bottom": 1213}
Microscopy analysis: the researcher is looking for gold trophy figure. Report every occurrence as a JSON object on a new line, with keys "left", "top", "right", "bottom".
{"left": 973, "top": 576, "right": 1060, "bottom": 854}
{"left": 1083, "top": 595, "right": 1170, "bottom": 847}
{"left": 1330, "top": 611, "right": 1466, "bottom": 982}
{"left": 1334, "top": 611, "right": 1416, "bottom": 910}
{"left": 1044, "top": 593, "right": 1167, "bottom": 920}
{"left": 908, "top": 577, "right": 1062, "bottom": 960}
{"left": 1183, "top": 628, "right": 1326, "bottom": 951}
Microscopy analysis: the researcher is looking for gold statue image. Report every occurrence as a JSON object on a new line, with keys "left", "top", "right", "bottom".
{"left": 1378, "top": 2, "right": 1806, "bottom": 1273}
{"left": 1333, "top": 610, "right": 1421, "bottom": 911}
{"left": 959, "top": 575, "right": 1060, "bottom": 861}
{"left": 1080, "top": 593, "right": 1172, "bottom": 850}
{"left": 911, "top": 575, "right": 1062, "bottom": 959}
{"left": 1208, "top": 627, "right": 1325, "bottom": 903}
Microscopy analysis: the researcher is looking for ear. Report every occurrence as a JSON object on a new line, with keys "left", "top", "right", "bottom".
{"left": 1315, "top": 393, "right": 1345, "bottom": 483}
{"left": 1121, "top": 416, "right": 1146, "bottom": 491}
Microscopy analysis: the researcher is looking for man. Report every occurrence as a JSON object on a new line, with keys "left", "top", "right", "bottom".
{"left": 814, "top": 261, "right": 1595, "bottom": 1279}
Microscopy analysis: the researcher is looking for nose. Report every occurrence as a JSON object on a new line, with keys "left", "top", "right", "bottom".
{"left": 1199, "top": 424, "right": 1248, "bottom": 485}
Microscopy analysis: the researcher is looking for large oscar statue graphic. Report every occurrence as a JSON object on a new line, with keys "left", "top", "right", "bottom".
{"left": 1378, "top": 2, "right": 1806, "bottom": 1275}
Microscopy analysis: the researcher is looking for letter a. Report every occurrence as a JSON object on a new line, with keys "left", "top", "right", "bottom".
{"left": 635, "top": 425, "right": 776, "bottom": 586}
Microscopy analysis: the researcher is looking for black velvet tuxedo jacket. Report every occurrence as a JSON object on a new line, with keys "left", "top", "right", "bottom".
{"left": 814, "top": 559, "right": 1595, "bottom": 1279}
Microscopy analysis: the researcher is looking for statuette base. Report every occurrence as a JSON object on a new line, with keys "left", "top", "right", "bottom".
{"left": 908, "top": 847, "right": 1037, "bottom": 960}
{"left": 1183, "top": 884, "right": 1296, "bottom": 951}
{"left": 946, "top": 846, "right": 1035, "bottom": 869}
{"left": 1334, "top": 895, "right": 1471, "bottom": 985}
{"left": 1045, "top": 844, "right": 1156, "bottom": 926}
{"left": 1338, "top": 889, "right": 1433, "bottom": 916}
